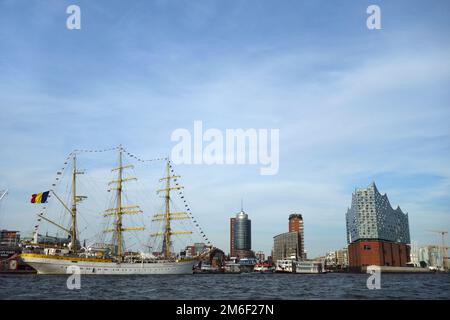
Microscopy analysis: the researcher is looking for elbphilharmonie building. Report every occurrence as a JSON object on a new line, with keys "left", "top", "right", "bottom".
{"left": 346, "top": 183, "right": 411, "bottom": 269}
{"left": 346, "top": 182, "right": 410, "bottom": 244}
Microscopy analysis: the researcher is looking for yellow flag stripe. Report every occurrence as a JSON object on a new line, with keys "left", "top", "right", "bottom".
{"left": 35, "top": 192, "right": 43, "bottom": 203}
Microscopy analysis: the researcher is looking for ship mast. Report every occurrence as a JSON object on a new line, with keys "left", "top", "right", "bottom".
{"left": 163, "top": 162, "right": 172, "bottom": 258}
{"left": 104, "top": 146, "right": 144, "bottom": 260}
{"left": 116, "top": 147, "right": 124, "bottom": 257}
{"left": 151, "top": 160, "right": 192, "bottom": 259}
{"left": 71, "top": 155, "right": 78, "bottom": 252}
{"left": 40, "top": 155, "right": 85, "bottom": 251}
{"left": 70, "top": 155, "right": 87, "bottom": 252}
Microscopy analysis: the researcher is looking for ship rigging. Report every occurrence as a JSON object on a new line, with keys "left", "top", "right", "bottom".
{"left": 20, "top": 146, "right": 208, "bottom": 274}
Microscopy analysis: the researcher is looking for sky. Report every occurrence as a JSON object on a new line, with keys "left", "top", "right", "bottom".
{"left": 0, "top": 0, "right": 449, "bottom": 258}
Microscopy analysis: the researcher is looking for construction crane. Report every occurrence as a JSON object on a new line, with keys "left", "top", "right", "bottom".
{"left": 427, "top": 230, "right": 449, "bottom": 272}
{"left": 0, "top": 189, "right": 7, "bottom": 202}
{"left": 0, "top": 189, "right": 8, "bottom": 226}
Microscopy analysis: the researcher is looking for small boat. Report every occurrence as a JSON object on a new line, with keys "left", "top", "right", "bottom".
{"left": 253, "top": 263, "right": 274, "bottom": 273}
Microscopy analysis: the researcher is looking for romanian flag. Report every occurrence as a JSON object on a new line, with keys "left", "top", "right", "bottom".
{"left": 31, "top": 191, "right": 50, "bottom": 204}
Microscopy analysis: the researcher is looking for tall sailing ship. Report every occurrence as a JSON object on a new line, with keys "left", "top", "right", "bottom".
{"left": 21, "top": 148, "right": 197, "bottom": 274}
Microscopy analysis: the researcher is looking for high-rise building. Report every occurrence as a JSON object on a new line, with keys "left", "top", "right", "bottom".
{"left": 272, "top": 214, "right": 306, "bottom": 262}
{"left": 230, "top": 205, "right": 252, "bottom": 258}
{"left": 346, "top": 182, "right": 411, "bottom": 269}
{"left": 288, "top": 214, "right": 305, "bottom": 259}
{"left": 229, "top": 217, "right": 236, "bottom": 257}
{"left": 234, "top": 209, "right": 251, "bottom": 251}
{"left": 273, "top": 232, "right": 301, "bottom": 262}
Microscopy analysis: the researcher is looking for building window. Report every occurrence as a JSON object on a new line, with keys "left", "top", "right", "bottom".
{"left": 363, "top": 245, "right": 371, "bottom": 250}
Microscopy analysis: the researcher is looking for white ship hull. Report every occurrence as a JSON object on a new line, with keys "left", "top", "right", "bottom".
{"left": 21, "top": 254, "right": 195, "bottom": 275}
{"left": 294, "top": 261, "right": 324, "bottom": 274}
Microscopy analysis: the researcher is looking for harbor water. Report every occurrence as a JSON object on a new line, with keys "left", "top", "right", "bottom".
{"left": 1, "top": 273, "right": 449, "bottom": 300}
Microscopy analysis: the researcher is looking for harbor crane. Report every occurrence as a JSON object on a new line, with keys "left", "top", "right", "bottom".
{"left": 0, "top": 189, "right": 8, "bottom": 225}
{"left": 0, "top": 189, "right": 7, "bottom": 202}
{"left": 427, "top": 230, "right": 449, "bottom": 272}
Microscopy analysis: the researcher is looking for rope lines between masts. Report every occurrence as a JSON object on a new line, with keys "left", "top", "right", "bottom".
{"left": 167, "top": 160, "right": 213, "bottom": 248}
{"left": 32, "top": 147, "right": 121, "bottom": 240}
{"left": 120, "top": 146, "right": 168, "bottom": 163}
{"left": 31, "top": 146, "right": 213, "bottom": 253}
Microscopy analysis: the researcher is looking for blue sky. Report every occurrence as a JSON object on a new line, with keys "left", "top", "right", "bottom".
{"left": 0, "top": 0, "right": 449, "bottom": 257}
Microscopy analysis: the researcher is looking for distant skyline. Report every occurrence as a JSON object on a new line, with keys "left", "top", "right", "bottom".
{"left": 0, "top": 0, "right": 450, "bottom": 257}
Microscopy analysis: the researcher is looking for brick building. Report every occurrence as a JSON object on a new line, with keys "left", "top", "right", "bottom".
{"left": 346, "top": 183, "right": 411, "bottom": 269}
{"left": 288, "top": 214, "right": 305, "bottom": 259}
{"left": 348, "top": 240, "right": 410, "bottom": 268}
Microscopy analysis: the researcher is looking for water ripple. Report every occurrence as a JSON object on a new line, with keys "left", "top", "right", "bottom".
{"left": 1, "top": 273, "right": 449, "bottom": 300}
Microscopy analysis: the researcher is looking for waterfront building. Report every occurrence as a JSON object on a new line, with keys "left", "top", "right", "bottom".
{"left": 235, "top": 210, "right": 251, "bottom": 251}
{"left": 419, "top": 245, "right": 444, "bottom": 270}
{"left": 209, "top": 247, "right": 225, "bottom": 268}
{"left": 0, "top": 230, "right": 20, "bottom": 247}
{"left": 313, "top": 256, "right": 326, "bottom": 265}
{"left": 229, "top": 205, "right": 253, "bottom": 258}
{"left": 289, "top": 214, "right": 305, "bottom": 259}
{"left": 0, "top": 230, "right": 21, "bottom": 262}
{"left": 325, "top": 248, "right": 348, "bottom": 270}
{"left": 21, "top": 232, "right": 76, "bottom": 247}
{"left": 234, "top": 249, "right": 255, "bottom": 258}
{"left": 192, "top": 243, "right": 208, "bottom": 256}
{"left": 346, "top": 182, "right": 411, "bottom": 269}
{"left": 255, "top": 250, "right": 265, "bottom": 262}
{"left": 229, "top": 217, "right": 236, "bottom": 257}
{"left": 238, "top": 256, "right": 258, "bottom": 272}
{"left": 408, "top": 240, "right": 420, "bottom": 267}
{"left": 325, "top": 251, "right": 336, "bottom": 267}
{"left": 184, "top": 242, "right": 211, "bottom": 258}
{"left": 273, "top": 231, "right": 301, "bottom": 262}
{"left": 336, "top": 248, "right": 348, "bottom": 268}
{"left": 272, "top": 214, "right": 305, "bottom": 262}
